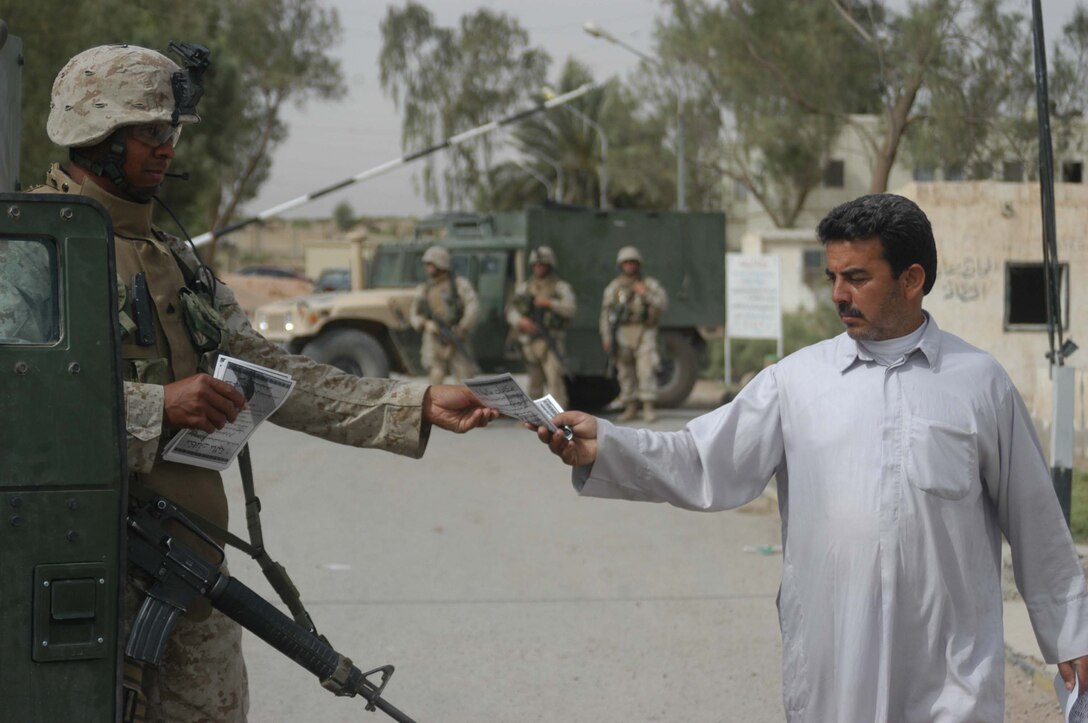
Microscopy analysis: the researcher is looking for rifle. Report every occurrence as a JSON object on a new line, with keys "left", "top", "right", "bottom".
{"left": 126, "top": 496, "right": 416, "bottom": 723}
{"left": 604, "top": 288, "right": 629, "bottom": 379}
{"left": 418, "top": 298, "right": 480, "bottom": 376}
{"left": 527, "top": 304, "right": 574, "bottom": 385}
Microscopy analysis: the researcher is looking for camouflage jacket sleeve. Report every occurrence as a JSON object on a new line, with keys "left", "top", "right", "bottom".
{"left": 455, "top": 276, "right": 481, "bottom": 333}
{"left": 599, "top": 279, "right": 619, "bottom": 339}
{"left": 125, "top": 381, "right": 165, "bottom": 473}
{"left": 505, "top": 280, "right": 530, "bottom": 327}
{"left": 644, "top": 277, "right": 668, "bottom": 314}
{"left": 172, "top": 240, "right": 431, "bottom": 458}
{"left": 552, "top": 279, "right": 577, "bottom": 320}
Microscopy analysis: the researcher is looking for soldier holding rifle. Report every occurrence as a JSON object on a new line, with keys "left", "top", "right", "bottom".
{"left": 410, "top": 245, "right": 481, "bottom": 383}
{"left": 600, "top": 246, "right": 668, "bottom": 422}
{"left": 36, "top": 43, "right": 497, "bottom": 722}
{"left": 506, "top": 245, "right": 576, "bottom": 408}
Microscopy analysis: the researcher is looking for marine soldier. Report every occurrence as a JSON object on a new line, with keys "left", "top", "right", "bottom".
{"left": 410, "top": 245, "right": 481, "bottom": 383}
{"left": 600, "top": 246, "right": 668, "bottom": 422}
{"left": 38, "top": 43, "right": 497, "bottom": 722}
{"left": 505, "top": 245, "right": 576, "bottom": 408}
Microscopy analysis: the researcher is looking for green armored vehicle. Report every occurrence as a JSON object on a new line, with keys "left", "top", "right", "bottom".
{"left": 254, "top": 207, "right": 725, "bottom": 409}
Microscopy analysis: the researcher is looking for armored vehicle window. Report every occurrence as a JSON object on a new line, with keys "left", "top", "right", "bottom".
{"left": 0, "top": 237, "right": 59, "bottom": 344}
{"left": 450, "top": 254, "right": 476, "bottom": 283}
{"left": 405, "top": 251, "right": 428, "bottom": 284}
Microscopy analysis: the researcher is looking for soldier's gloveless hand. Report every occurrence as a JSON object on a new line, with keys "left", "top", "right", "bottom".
{"left": 164, "top": 373, "right": 247, "bottom": 433}
{"left": 517, "top": 317, "right": 537, "bottom": 334}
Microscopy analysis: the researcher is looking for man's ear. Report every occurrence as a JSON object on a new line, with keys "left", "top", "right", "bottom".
{"left": 902, "top": 263, "right": 926, "bottom": 300}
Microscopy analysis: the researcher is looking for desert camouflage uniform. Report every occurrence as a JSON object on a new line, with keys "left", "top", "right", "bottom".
{"left": 600, "top": 274, "right": 668, "bottom": 406}
{"left": 409, "top": 272, "right": 480, "bottom": 384}
{"left": 36, "top": 164, "right": 432, "bottom": 722}
{"left": 0, "top": 238, "right": 55, "bottom": 343}
{"left": 505, "top": 273, "right": 576, "bottom": 409}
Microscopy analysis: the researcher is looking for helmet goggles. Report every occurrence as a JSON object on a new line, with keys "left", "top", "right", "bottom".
{"left": 128, "top": 122, "right": 183, "bottom": 148}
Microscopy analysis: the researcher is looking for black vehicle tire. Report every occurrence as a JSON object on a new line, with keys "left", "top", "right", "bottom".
{"left": 567, "top": 375, "right": 620, "bottom": 413}
{"left": 301, "top": 329, "right": 390, "bottom": 378}
{"left": 655, "top": 331, "right": 699, "bottom": 408}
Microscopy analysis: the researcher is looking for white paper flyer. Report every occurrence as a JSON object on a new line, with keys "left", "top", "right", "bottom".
{"left": 162, "top": 355, "right": 295, "bottom": 470}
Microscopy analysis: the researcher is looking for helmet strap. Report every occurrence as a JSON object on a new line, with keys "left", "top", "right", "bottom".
{"left": 70, "top": 131, "right": 156, "bottom": 202}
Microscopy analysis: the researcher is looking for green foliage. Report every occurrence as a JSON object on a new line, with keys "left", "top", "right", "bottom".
{"left": 708, "top": 298, "right": 842, "bottom": 383}
{"left": 379, "top": 2, "right": 549, "bottom": 210}
{"left": 332, "top": 200, "right": 355, "bottom": 231}
{"left": 1071, "top": 469, "right": 1088, "bottom": 543}
{"left": 479, "top": 58, "right": 680, "bottom": 211}
{"left": 9, "top": 0, "right": 344, "bottom": 250}
{"left": 654, "top": 0, "right": 878, "bottom": 226}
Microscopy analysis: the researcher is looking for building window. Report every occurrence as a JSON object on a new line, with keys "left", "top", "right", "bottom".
{"left": 1002, "top": 161, "right": 1024, "bottom": 182}
{"left": 1062, "top": 161, "right": 1083, "bottom": 183}
{"left": 1005, "top": 262, "right": 1069, "bottom": 330}
{"left": 971, "top": 161, "right": 993, "bottom": 180}
{"left": 802, "top": 248, "right": 825, "bottom": 286}
{"left": 944, "top": 165, "right": 965, "bottom": 181}
{"left": 822, "top": 160, "right": 845, "bottom": 188}
{"left": 913, "top": 165, "right": 935, "bottom": 182}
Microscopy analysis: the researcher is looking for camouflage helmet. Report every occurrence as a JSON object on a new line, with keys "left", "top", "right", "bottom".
{"left": 529, "top": 245, "right": 557, "bottom": 269}
{"left": 422, "top": 245, "right": 450, "bottom": 271}
{"left": 616, "top": 246, "right": 643, "bottom": 266}
{"left": 47, "top": 44, "right": 200, "bottom": 148}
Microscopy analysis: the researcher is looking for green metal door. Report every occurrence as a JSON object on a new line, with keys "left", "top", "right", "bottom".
{"left": 0, "top": 193, "right": 126, "bottom": 721}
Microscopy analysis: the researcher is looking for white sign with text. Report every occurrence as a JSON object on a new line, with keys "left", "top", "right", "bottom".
{"left": 727, "top": 253, "right": 781, "bottom": 340}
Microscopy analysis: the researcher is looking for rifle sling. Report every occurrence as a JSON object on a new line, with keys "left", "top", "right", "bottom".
{"left": 130, "top": 444, "right": 319, "bottom": 635}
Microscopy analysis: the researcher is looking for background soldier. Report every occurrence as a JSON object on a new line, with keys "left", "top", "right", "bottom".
{"left": 600, "top": 246, "right": 668, "bottom": 422}
{"left": 505, "top": 245, "right": 576, "bottom": 408}
{"left": 410, "top": 244, "right": 481, "bottom": 383}
{"left": 39, "top": 43, "right": 496, "bottom": 722}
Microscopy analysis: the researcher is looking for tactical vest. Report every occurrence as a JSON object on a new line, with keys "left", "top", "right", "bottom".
{"left": 608, "top": 275, "right": 654, "bottom": 325}
{"left": 515, "top": 275, "right": 568, "bottom": 331}
{"left": 35, "top": 166, "right": 233, "bottom": 543}
{"left": 421, "top": 272, "right": 465, "bottom": 325}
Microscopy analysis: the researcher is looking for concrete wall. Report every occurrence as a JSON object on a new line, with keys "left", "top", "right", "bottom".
{"left": 901, "top": 181, "right": 1088, "bottom": 466}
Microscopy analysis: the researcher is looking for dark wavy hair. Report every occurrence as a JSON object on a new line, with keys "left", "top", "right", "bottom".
{"left": 816, "top": 194, "right": 938, "bottom": 295}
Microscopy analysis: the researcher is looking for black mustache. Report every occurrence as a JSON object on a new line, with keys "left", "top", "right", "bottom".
{"left": 837, "top": 303, "right": 864, "bottom": 318}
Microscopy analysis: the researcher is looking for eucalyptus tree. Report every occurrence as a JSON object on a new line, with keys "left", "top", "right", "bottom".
{"left": 379, "top": 2, "right": 549, "bottom": 210}
{"left": 8, "top": 0, "right": 346, "bottom": 250}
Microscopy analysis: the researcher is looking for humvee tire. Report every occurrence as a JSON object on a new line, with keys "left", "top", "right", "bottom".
{"left": 655, "top": 330, "right": 699, "bottom": 408}
{"left": 302, "top": 329, "right": 390, "bottom": 378}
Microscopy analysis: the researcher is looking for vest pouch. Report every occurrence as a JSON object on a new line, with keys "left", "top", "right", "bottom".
{"left": 177, "top": 287, "right": 230, "bottom": 372}
{"left": 130, "top": 358, "right": 169, "bottom": 385}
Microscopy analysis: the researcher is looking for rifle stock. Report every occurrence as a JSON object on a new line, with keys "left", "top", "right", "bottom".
{"left": 126, "top": 497, "right": 415, "bottom": 722}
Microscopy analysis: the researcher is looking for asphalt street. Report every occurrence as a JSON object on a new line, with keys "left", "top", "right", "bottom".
{"left": 221, "top": 390, "right": 787, "bottom": 723}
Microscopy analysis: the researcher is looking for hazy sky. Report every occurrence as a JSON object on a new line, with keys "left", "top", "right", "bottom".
{"left": 242, "top": 0, "right": 1084, "bottom": 223}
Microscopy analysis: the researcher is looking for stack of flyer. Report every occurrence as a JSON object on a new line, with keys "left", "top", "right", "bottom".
{"left": 463, "top": 372, "right": 570, "bottom": 439}
{"left": 162, "top": 355, "right": 295, "bottom": 471}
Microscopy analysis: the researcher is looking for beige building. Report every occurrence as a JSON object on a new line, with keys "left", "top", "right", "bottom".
{"left": 914, "top": 181, "right": 1087, "bottom": 465}
{"left": 731, "top": 182, "right": 1088, "bottom": 466}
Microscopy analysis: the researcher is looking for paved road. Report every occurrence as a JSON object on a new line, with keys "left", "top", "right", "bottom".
{"left": 223, "top": 393, "right": 786, "bottom": 722}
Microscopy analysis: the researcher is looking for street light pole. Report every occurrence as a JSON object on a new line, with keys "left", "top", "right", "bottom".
{"left": 527, "top": 148, "right": 565, "bottom": 202}
{"left": 566, "top": 104, "right": 609, "bottom": 209}
{"left": 584, "top": 20, "right": 686, "bottom": 211}
{"left": 544, "top": 85, "right": 609, "bottom": 209}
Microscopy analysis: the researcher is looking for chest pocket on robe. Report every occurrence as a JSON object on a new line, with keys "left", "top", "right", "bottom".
{"left": 905, "top": 416, "right": 979, "bottom": 500}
